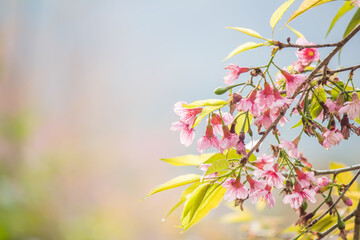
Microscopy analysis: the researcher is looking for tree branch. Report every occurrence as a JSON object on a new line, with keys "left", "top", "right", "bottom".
{"left": 314, "top": 164, "right": 360, "bottom": 176}
{"left": 317, "top": 209, "right": 356, "bottom": 239}
{"left": 306, "top": 170, "right": 360, "bottom": 228}
{"left": 274, "top": 41, "right": 338, "bottom": 49}
{"left": 354, "top": 199, "right": 360, "bottom": 240}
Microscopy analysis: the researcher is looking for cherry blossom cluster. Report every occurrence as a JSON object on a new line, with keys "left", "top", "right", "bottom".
{"left": 170, "top": 37, "right": 360, "bottom": 215}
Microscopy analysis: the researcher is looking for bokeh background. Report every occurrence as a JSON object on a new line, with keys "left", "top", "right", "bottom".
{"left": 0, "top": 0, "right": 359, "bottom": 239}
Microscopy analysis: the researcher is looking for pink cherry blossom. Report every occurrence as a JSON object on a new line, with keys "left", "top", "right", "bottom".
{"left": 247, "top": 175, "right": 266, "bottom": 203}
{"left": 219, "top": 126, "right": 238, "bottom": 151}
{"left": 236, "top": 141, "right": 246, "bottom": 155}
{"left": 254, "top": 109, "right": 273, "bottom": 130}
{"left": 250, "top": 185, "right": 275, "bottom": 208}
{"left": 280, "top": 69, "right": 306, "bottom": 96}
{"left": 279, "top": 138, "right": 300, "bottom": 159}
{"left": 198, "top": 164, "right": 218, "bottom": 181}
{"left": 316, "top": 176, "right": 331, "bottom": 187}
{"left": 294, "top": 167, "right": 316, "bottom": 188}
{"left": 293, "top": 60, "right": 305, "bottom": 73}
{"left": 211, "top": 112, "right": 234, "bottom": 136}
{"left": 339, "top": 92, "right": 360, "bottom": 120}
{"left": 236, "top": 90, "right": 260, "bottom": 117}
{"left": 170, "top": 121, "right": 195, "bottom": 146}
{"left": 254, "top": 154, "right": 274, "bottom": 170}
{"left": 271, "top": 88, "right": 293, "bottom": 109}
{"left": 257, "top": 82, "right": 275, "bottom": 110}
{"left": 270, "top": 108, "right": 289, "bottom": 127}
{"left": 223, "top": 178, "right": 248, "bottom": 201}
{"left": 254, "top": 163, "right": 285, "bottom": 189}
{"left": 322, "top": 128, "right": 343, "bottom": 150}
{"left": 282, "top": 181, "right": 316, "bottom": 209}
{"left": 223, "top": 64, "right": 250, "bottom": 85}
{"left": 197, "top": 125, "right": 220, "bottom": 153}
{"left": 295, "top": 38, "right": 320, "bottom": 66}
{"left": 174, "top": 101, "right": 202, "bottom": 125}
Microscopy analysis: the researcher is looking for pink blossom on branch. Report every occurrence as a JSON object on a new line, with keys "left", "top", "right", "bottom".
{"left": 254, "top": 163, "right": 285, "bottom": 189}
{"left": 197, "top": 125, "right": 220, "bottom": 153}
{"left": 219, "top": 125, "right": 238, "bottom": 151}
{"left": 294, "top": 167, "right": 316, "bottom": 188}
{"left": 279, "top": 138, "right": 300, "bottom": 159}
{"left": 282, "top": 181, "right": 316, "bottom": 209}
{"left": 338, "top": 92, "right": 360, "bottom": 120}
{"left": 170, "top": 121, "right": 195, "bottom": 146}
{"left": 257, "top": 82, "right": 275, "bottom": 111}
{"left": 236, "top": 89, "right": 260, "bottom": 117}
{"left": 222, "top": 178, "right": 248, "bottom": 201}
{"left": 223, "top": 64, "right": 250, "bottom": 86}
{"left": 250, "top": 184, "right": 275, "bottom": 208}
{"left": 174, "top": 101, "right": 202, "bottom": 125}
{"left": 295, "top": 38, "right": 320, "bottom": 66}
{"left": 279, "top": 69, "right": 307, "bottom": 97}
{"left": 322, "top": 127, "right": 343, "bottom": 150}
{"left": 211, "top": 112, "right": 234, "bottom": 136}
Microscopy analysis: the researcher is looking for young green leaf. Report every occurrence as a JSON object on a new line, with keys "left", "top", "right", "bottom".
{"left": 270, "top": 0, "right": 296, "bottom": 29}
{"left": 343, "top": 8, "right": 360, "bottom": 38}
{"left": 223, "top": 42, "right": 265, "bottom": 61}
{"left": 181, "top": 183, "right": 210, "bottom": 228}
{"left": 163, "top": 182, "right": 201, "bottom": 220}
{"left": 183, "top": 99, "right": 227, "bottom": 109}
{"left": 205, "top": 158, "right": 229, "bottom": 176}
{"left": 286, "top": 25, "right": 305, "bottom": 38}
{"left": 161, "top": 153, "right": 215, "bottom": 166}
{"left": 326, "top": 1, "right": 354, "bottom": 37}
{"left": 291, "top": 119, "right": 303, "bottom": 129}
{"left": 286, "top": 0, "right": 335, "bottom": 25}
{"left": 182, "top": 183, "right": 226, "bottom": 231}
{"left": 144, "top": 174, "right": 201, "bottom": 199}
{"left": 225, "top": 27, "right": 267, "bottom": 40}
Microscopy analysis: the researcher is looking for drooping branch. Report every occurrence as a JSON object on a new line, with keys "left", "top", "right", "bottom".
{"left": 274, "top": 41, "right": 338, "bottom": 49}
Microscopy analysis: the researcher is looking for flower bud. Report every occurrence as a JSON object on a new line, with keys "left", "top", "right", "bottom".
{"left": 341, "top": 195, "right": 353, "bottom": 206}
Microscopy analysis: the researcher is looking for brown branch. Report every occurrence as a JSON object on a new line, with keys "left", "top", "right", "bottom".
{"left": 274, "top": 41, "right": 338, "bottom": 49}
{"left": 354, "top": 200, "right": 360, "bottom": 240}
{"left": 306, "top": 170, "right": 360, "bottom": 228}
{"left": 314, "top": 164, "right": 360, "bottom": 176}
{"left": 247, "top": 23, "right": 360, "bottom": 159}
{"left": 317, "top": 209, "right": 356, "bottom": 239}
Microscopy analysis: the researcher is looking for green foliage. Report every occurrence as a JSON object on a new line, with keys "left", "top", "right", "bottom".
{"left": 326, "top": 1, "right": 354, "bottom": 37}
{"left": 344, "top": 8, "right": 360, "bottom": 37}
{"left": 181, "top": 183, "right": 226, "bottom": 231}
{"left": 183, "top": 99, "right": 227, "bottom": 109}
{"left": 192, "top": 105, "right": 224, "bottom": 128}
{"left": 270, "top": 0, "right": 296, "bottom": 29}
{"left": 225, "top": 27, "right": 267, "bottom": 40}
{"left": 161, "top": 153, "right": 215, "bottom": 166}
{"left": 286, "top": 0, "right": 335, "bottom": 25}
{"left": 144, "top": 174, "right": 202, "bottom": 199}
{"left": 286, "top": 25, "right": 305, "bottom": 38}
{"left": 224, "top": 42, "right": 266, "bottom": 61}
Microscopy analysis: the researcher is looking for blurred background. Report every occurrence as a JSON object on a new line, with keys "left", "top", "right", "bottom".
{"left": 0, "top": 0, "right": 359, "bottom": 239}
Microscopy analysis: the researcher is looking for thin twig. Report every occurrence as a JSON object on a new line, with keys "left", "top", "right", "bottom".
{"left": 274, "top": 41, "right": 338, "bottom": 49}
{"left": 314, "top": 164, "right": 360, "bottom": 176}
{"left": 317, "top": 209, "right": 356, "bottom": 239}
{"left": 306, "top": 170, "right": 360, "bottom": 228}
{"left": 354, "top": 199, "right": 360, "bottom": 240}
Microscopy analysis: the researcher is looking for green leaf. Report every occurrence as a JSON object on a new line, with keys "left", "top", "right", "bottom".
{"left": 285, "top": 25, "right": 305, "bottom": 38}
{"left": 144, "top": 174, "right": 201, "bottom": 198}
{"left": 355, "top": 117, "right": 360, "bottom": 125}
{"left": 163, "top": 182, "right": 201, "bottom": 220}
{"left": 183, "top": 99, "right": 227, "bottom": 109}
{"left": 226, "top": 27, "right": 267, "bottom": 40}
{"left": 192, "top": 105, "right": 224, "bottom": 128}
{"left": 286, "top": 0, "right": 335, "bottom": 25}
{"left": 291, "top": 119, "right": 303, "bottom": 129}
{"left": 205, "top": 158, "right": 229, "bottom": 176}
{"left": 161, "top": 153, "right": 215, "bottom": 166}
{"left": 309, "top": 102, "right": 322, "bottom": 119}
{"left": 315, "top": 86, "right": 327, "bottom": 102}
{"left": 344, "top": 8, "right": 360, "bottom": 38}
{"left": 203, "top": 153, "right": 226, "bottom": 164}
{"left": 223, "top": 42, "right": 265, "bottom": 61}
{"left": 270, "top": 0, "right": 296, "bottom": 29}
{"left": 326, "top": 1, "right": 354, "bottom": 37}
{"left": 182, "top": 183, "right": 226, "bottom": 231}
{"left": 181, "top": 183, "right": 210, "bottom": 227}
